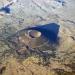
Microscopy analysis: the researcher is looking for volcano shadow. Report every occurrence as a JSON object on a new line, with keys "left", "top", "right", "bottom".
{"left": 27, "top": 23, "right": 60, "bottom": 44}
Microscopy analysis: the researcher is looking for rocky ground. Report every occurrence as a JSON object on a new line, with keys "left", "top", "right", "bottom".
{"left": 0, "top": 0, "right": 75, "bottom": 75}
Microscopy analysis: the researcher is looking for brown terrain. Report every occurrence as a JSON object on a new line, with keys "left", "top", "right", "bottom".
{"left": 0, "top": 0, "right": 75, "bottom": 75}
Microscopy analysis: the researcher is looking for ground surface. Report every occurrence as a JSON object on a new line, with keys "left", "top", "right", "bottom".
{"left": 0, "top": 0, "right": 75, "bottom": 75}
